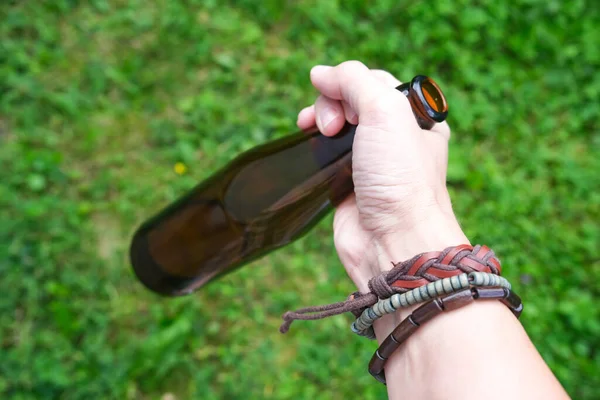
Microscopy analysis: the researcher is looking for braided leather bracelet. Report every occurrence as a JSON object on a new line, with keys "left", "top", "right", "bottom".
{"left": 368, "top": 286, "right": 523, "bottom": 384}
{"left": 280, "top": 244, "right": 502, "bottom": 334}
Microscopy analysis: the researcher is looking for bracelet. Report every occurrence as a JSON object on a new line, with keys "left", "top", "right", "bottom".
{"left": 368, "top": 286, "right": 523, "bottom": 384}
{"left": 352, "top": 272, "right": 512, "bottom": 339}
{"left": 280, "top": 244, "right": 502, "bottom": 334}
{"left": 374, "top": 244, "right": 501, "bottom": 293}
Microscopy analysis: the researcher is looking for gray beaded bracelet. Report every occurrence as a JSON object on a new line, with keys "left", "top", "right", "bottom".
{"left": 352, "top": 272, "right": 511, "bottom": 339}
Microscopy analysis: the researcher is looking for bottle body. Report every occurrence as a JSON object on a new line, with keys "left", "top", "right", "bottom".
{"left": 131, "top": 125, "right": 356, "bottom": 295}
{"left": 130, "top": 76, "right": 448, "bottom": 296}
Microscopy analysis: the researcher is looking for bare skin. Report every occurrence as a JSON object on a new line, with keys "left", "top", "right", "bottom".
{"left": 296, "top": 61, "right": 570, "bottom": 400}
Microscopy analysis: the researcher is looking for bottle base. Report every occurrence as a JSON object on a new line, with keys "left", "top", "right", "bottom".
{"left": 129, "top": 230, "right": 195, "bottom": 296}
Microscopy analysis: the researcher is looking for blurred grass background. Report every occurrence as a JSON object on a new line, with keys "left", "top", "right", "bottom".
{"left": 1, "top": 0, "right": 599, "bottom": 399}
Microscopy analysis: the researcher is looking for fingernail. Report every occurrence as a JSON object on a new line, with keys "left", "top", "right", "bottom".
{"left": 346, "top": 108, "right": 357, "bottom": 123}
{"left": 318, "top": 107, "right": 338, "bottom": 130}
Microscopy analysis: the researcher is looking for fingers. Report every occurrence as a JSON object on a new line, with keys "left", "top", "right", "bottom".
{"left": 296, "top": 105, "right": 315, "bottom": 130}
{"left": 300, "top": 63, "right": 451, "bottom": 137}
{"left": 296, "top": 100, "right": 356, "bottom": 135}
{"left": 310, "top": 61, "right": 415, "bottom": 127}
{"left": 311, "top": 68, "right": 400, "bottom": 133}
{"left": 314, "top": 95, "right": 346, "bottom": 136}
{"left": 341, "top": 70, "right": 399, "bottom": 125}
{"left": 371, "top": 69, "right": 402, "bottom": 87}
{"left": 341, "top": 100, "right": 358, "bottom": 125}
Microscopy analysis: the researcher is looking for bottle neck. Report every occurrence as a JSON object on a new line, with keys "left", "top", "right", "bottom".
{"left": 396, "top": 82, "right": 435, "bottom": 130}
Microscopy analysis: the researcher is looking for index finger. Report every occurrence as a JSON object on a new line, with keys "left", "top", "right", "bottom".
{"left": 309, "top": 61, "right": 416, "bottom": 127}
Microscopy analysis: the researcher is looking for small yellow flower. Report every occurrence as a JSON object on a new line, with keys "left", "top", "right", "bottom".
{"left": 174, "top": 162, "right": 187, "bottom": 175}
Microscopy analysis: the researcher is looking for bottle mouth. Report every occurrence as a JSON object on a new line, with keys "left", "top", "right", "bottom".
{"left": 412, "top": 76, "right": 448, "bottom": 122}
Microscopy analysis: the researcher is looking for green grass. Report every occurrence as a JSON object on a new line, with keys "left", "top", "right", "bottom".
{"left": 1, "top": 0, "right": 599, "bottom": 399}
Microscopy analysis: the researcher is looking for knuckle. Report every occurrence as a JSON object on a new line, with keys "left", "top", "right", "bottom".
{"left": 338, "top": 60, "right": 369, "bottom": 76}
{"left": 371, "top": 69, "right": 401, "bottom": 86}
{"left": 366, "top": 90, "right": 410, "bottom": 117}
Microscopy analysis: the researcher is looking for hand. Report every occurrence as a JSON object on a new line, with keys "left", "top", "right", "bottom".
{"left": 297, "top": 61, "right": 469, "bottom": 292}
{"left": 295, "top": 62, "right": 569, "bottom": 400}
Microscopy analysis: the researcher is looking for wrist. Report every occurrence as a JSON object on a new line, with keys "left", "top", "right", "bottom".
{"left": 374, "top": 217, "right": 469, "bottom": 270}
{"left": 353, "top": 209, "right": 469, "bottom": 292}
{"left": 347, "top": 209, "right": 470, "bottom": 340}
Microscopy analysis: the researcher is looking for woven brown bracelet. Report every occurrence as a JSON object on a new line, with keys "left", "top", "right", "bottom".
{"left": 376, "top": 244, "right": 501, "bottom": 293}
{"left": 368, "top": 286, "right": 523, "bottom": 384}
{"left": 280, "top": 244, "right": 501, "bottom": 333}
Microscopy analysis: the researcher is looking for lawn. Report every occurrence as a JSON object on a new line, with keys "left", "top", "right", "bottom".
{"left": 1, "top": 0, "right": 599, "bottom": 399}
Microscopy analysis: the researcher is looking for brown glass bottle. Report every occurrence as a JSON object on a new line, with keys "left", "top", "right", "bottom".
{"left": 130, "top": 76, "right": 448, "bottom": 296}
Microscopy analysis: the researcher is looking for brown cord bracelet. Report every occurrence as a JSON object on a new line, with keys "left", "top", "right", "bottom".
{"left": 368, "top": 287, "right": 523, "bottom": 384}
{"left": 280, "top": 244, "right": 502, "bottom": 333}
{"left": 276, "top": 244, "right": 522, "bottom": 385}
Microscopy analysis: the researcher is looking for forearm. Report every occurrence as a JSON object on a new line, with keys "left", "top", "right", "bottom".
{"left": 357, "top": 214, "right": 569, "bottom": 400}
{"left": 376, "top": 301, "right": 567, "bottom": 400}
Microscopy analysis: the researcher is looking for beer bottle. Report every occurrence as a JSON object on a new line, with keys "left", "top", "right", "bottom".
{"left": 130, "top": 75, "right": 448, "bottom": 295}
